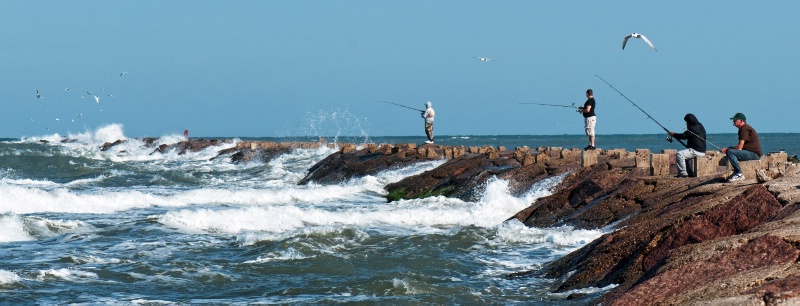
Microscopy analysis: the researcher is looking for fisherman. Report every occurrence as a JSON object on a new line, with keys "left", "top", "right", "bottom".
{"left": 720, "top": 112, "right": 762, "bottom": 181}
{"left": 421, "top": 101, "right": 435, "bottom": 144}
{"left": 668, "top": 114, "right": 707, "bottom": 178}
{"left": 577, "top": 89, "right": 596, "bottom": 150}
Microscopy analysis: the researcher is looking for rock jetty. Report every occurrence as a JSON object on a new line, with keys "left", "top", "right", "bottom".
{"left": 96, "top": 138, "right": 800, "bottom": 304}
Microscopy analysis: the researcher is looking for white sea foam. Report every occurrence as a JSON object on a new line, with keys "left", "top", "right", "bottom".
{"left": 496, "top": 220, "right": 604, "bottom": 247}
{"left": 156, "top": 173, "right": 568, "bottom": 244}
{"left": 0, "top": 213, "right": 34, "bottom": 242}
{"left": 244, "top": 248, "right": 312, "bottom": 263}
{"left": 0, "top": 270, "right": 21, "bottom": 285}
{"left": 36, "top": 268, "right": 99, "bottom": 282}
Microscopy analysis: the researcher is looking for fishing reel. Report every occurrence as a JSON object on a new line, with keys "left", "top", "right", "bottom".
{"left": 665, "top": 136, "right": 674, "bottom": 143}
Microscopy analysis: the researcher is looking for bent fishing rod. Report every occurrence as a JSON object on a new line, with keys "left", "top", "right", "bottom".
{"left": 595, "top": 75, "right": 688, "bottom": 148}
{"left": 379, "top": 101, "right": 424, "bottom": 112}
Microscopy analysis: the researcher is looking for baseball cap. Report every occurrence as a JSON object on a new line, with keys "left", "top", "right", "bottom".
{"left": 730, "top": 113, "right": 746, "bottom": 121}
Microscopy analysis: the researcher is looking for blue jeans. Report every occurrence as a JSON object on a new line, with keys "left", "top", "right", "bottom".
{"left": 726, "top": 148, "right": 760, "bottom": 174}
{"left": 677, "top": 148, "right": 705, "bottom": 176}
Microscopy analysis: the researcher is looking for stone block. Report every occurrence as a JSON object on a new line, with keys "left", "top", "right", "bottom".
{"left": 605, "top": 148, "right": 627, "bottom": 159}
{"left": 661, "top": 149, "right": 677, "bottom": 164}
{"left": 340, "top": 143, "right": 357, "bottom": 154}
{"left": 381, "top": 144, "right": 393, "bottom": 155}
{"left": 769, "top": 161, "right": 787, "bottom": 172}
{"left": 732, "top": 160, "right": 763, "bottom": 179}
{"left": 635, "top": 149, "right": 650, "bottom": 168}
{"left": 651, "top": 153, "right": 670, "bottom": 176}
{"left": 366, "top": 143, "right": 378, "bottom": 153}
{"left": 560, "top": 149, "right": 575, "bottom": 159}
{"left": 260, "top": 142, "right": 278, "bottom": 149}
{"left": 521, "top": 153, "right": 535, "bottom": 166}
{"left": 426, "top": 148, "right": 440, "bottom": 159}
{"left": 453, "top": 146, "right": 465, "bottom": 158}
{"left": 498, "top": 146, "right": 506, "bottom": 152}
{"left": 515, "top": 146, "right": 530, "bottom": 153}
{"left": 785, "top": 164, "right": 800, "bottom": 177}
{"left": 250, "top": 142, "right": 258, "bottom": 150}
{"left": 582, "top": 150, "right": 598, "bottom": 167}
{"left": 767, "top": 152, "right": 788, "bottom": 163}
{"left": 694, "top": 153, "right": 724, "bottom": 177}
{"left": 536, "top": 152, "right": 550, "bottom": 163}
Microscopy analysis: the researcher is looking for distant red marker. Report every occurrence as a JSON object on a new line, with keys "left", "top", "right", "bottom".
{"left": 184, "top": 129, "right": 189, "bottom": 139}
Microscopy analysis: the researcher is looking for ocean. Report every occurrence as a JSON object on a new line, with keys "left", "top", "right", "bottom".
{"left": 1, "top": 124, "right": 797, "bottom": 304}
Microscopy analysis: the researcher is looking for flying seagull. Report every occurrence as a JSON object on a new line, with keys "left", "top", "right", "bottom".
{"left": 120, "top": 71, "right": 128, "bottom": 76}
{"left": 473, "top": 57, "right": 493, "bottom": 62}
{"left": 622, "top": 33, "right": 657, "bottom": 51}
{"left": 94, "top": 95, "right": 100, "bottom": 103}
{"left": 36, "top": 90, "right": 42, "bottom": 99}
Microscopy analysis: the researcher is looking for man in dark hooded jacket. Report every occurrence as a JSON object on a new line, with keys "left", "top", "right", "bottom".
{"left": 668, "top": 114, "right": 707, "bottom": 178}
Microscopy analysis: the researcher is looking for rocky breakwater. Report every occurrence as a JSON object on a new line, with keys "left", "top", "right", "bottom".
{"left": 215, "top": 140, "right": 329, "bottom": 164}
{"left": 298, "top": 143, "right": 586, "bottom": 202}
{"left": 99, "top": 137, "right": 232, "bottom": 155}
{"left": 98, "top": 138, "right": 330, "bottom": 165}
{"left": 510, "top": 153, "right": 800, "bottom": 304}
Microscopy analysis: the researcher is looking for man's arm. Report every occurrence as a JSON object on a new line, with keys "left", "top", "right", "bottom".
{"left": 721, "top": 140, "right": 746, "bottom": 154}
{"left": 734, "top": 139, "right": 745, "bottom": 150}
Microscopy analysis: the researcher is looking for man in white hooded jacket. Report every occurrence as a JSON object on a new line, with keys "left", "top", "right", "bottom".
{"left": 421, "top": 101, "right": 435, "bottom": 144}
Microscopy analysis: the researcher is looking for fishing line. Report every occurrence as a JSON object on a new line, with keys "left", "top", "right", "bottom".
{"left": 596, "top": 76, "right": 723, "bottom": 151}
{"left": 595, "top": 75, "right": 688, "bottom": 149}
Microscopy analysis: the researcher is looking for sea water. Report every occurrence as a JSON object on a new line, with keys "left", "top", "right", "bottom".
{"left": 1, "top": 124, "right": 798, "bottom": 304}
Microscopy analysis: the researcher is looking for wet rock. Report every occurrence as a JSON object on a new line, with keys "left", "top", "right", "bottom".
{"left": 152, "top": 139, "right": 224, "bottom": 155}
{"left": 100, "top": 139, "right": 127, "bottom": 151}
{"left": 510, "top": 158, "right": 800, "bottom": 304}
{"left": 298, "top": 144, "right": 444, "bottom": 186}
{"left": 385, "top": 148, "right": 580, "bottom": 202}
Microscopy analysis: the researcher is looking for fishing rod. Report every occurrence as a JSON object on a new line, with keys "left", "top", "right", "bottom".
{"left": 519, "top": 102, "right": 576, "bottom": 108}
{"left": 595, "top": 75, "right": 688, "bottom": 148}
{"left": 379, "top": 101, "right": 424, "bottom": 112}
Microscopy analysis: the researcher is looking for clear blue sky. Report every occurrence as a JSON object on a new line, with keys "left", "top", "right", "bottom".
{"left": 1, "top": 1, "right": 798, "bottom": 138}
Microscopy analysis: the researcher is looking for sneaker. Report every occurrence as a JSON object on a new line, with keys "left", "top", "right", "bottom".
{"left": 584, "top": 145, "right": 595, "bottom": 150}
{"left": 675, "top": 173, "right": 689, "bottom": 178}
{"left": 727, "top": 173, "right": 745, "bottom": 181}
{"left": 425, "top": 140, "right": 433, "bottom": 144}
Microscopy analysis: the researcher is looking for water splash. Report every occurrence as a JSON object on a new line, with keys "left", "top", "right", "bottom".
{"left": 279, "top": 105, "right": 372, "bottom": 144}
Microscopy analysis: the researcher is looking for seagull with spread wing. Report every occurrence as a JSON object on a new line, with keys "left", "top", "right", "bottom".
{"left": 622, "top": 33, "right": 658, "bottom": 51}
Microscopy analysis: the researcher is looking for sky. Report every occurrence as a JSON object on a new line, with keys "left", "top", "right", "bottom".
{"left": 1, "top": 1, "right": 798, "bottom": 139}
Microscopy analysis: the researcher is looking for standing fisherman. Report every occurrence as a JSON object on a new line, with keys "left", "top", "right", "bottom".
{"left": 577, "top": 89, "right": 596, "bottom": 150}
{"left": 668, "top": 114, "right": 707, "bottom": 178}
{"left": 421, "top": 101, "right": 436, "bottom": 144}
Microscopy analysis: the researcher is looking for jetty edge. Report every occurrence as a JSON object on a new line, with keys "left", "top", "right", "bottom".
{"left": 100, "top": 137, "right": 800, "bottom": 304}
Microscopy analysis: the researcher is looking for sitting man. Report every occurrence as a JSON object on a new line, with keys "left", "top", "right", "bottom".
{"left": 669, "top": 113, "right": 706, "bottom": 178}
{"left": 720, "top": 112, "right": 762, "bottom": 181}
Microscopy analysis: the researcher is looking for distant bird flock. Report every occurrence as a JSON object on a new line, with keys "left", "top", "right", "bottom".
{"left": 31, "top": 71, "right": 128, "bottom": 130}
